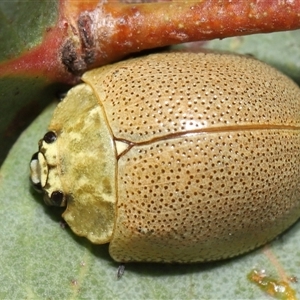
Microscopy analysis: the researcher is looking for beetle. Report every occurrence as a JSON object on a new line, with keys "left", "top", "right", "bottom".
{"left": 30, "top": 52, "right": 300, "bottom": 263}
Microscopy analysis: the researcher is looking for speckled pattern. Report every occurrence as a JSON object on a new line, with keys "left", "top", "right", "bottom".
{"left": 33, "top": 52, "right": 300, "bottom": 263}
{"left": 112, "top": 130, "right": 300, "bottom": 262}
{"left": 85, "top": 52, "right": 300, "bottom": 142}
{"left": 83, "top": 52, "right": 300, "bottom": 262}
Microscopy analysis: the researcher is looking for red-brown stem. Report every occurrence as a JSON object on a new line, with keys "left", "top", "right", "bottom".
{"left": 86, "top": 1, "right": 300, "bottom": 69}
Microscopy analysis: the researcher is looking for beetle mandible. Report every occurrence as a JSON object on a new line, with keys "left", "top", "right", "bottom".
{"left": 30, "top": 52, "right": 300, "bottom": 263}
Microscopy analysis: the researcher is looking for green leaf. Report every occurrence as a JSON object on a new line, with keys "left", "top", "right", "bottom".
{"left": 1, "top": 102, "right": 299, "bottom": 299}
{"left": 0, "top": 0, "right": 58, "bottom": 62}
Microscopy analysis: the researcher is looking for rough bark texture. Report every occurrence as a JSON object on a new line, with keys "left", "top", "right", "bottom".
{"left": 61, "top": 1, "right": 300, "bottom": 77}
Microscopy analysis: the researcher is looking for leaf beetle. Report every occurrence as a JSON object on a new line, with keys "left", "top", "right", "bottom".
{"left": 30, "top": 52, "right": 300, "bottom": 263}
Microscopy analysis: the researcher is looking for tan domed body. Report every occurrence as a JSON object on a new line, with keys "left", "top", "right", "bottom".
{"left": 30, "top": 52, "right": 300, "bottom": 263}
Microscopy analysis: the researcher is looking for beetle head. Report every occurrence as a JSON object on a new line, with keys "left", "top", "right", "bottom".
{"left": 30, "top": 130, "right": 67, "bottom": 207}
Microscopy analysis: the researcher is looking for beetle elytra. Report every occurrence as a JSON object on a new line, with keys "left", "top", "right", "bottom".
{"left": 30, "top": 52, "right": 300, "bottom": 263}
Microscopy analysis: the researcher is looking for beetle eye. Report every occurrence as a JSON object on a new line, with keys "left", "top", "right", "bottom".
{"left": 43, "top": 131, "right": 57, "bottom": 144}
{"left": 50, "top": 191, "right": 64, "bottom": 207}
